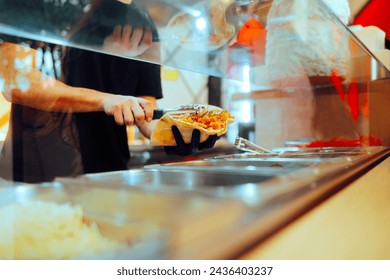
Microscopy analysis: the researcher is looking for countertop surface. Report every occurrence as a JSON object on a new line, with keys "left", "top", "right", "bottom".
{"left": 128, "top": 142, "right": 240, "bottom": 168}
{"left": 240, "top": 155, "right": 390, "bottom": 260}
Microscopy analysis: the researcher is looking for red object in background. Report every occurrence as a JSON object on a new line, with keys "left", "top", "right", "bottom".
{"left": 234, "top": 17, "right": 267, "bottom": 65}
{"left": 331, "top": 70, "right": 346, "bottom": 101}
{"left": 236, "top": 18, "right": 267, "bottom": 47}
{"left": 299, "top": 1, "right": 389, "bottom": 149}
{"left": 353, "top": 0, "right": 390, "bottom": 41}
{"left": 330, "top": 70, "right": 361, "bottom": 122}
{"left": 320, "top": 70, "right": 382, "bottom": 148}
{"left": 301, "top": 135, "right": 382, "bottom": 148}
{"left": 347, "top": 81, "right": 360, "bottom": 121}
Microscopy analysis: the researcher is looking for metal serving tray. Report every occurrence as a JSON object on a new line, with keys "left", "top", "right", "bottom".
{"left": 74, "top": 168, "right": 279, "bottom": 206}
{"left": 76, "top": 147, "right": 388, "bottom": 207}
{"left": 55, "top": 146, "right": 389, "bottom": 259}
{"left": 209, "top": 149, "right": 373, "bottom": 160}
{"left": 145, "top": 159, "right": 313, "bottom": 175}
{"left": 0, "top": 180, "right": 246, "bottom": 260}
{"left": 0, "top": 181, "right": 166, "bottom": 260}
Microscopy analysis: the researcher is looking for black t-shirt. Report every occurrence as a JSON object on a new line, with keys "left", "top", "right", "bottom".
{"left": 64, "top": 49, "right": 162, "bottom": 174}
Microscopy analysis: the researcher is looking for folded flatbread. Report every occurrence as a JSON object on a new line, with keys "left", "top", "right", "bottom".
{"left": 150, "top": 105, "right": 235, "bottom": 146}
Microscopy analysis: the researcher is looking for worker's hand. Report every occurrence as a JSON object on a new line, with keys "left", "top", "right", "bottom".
{"left": 164, "top": 126, "right": 220, "bottom": 156}
{"left": 102, "top": 95, "right": 154, "bottom": 126}
{"left": 103, "top": 25, "right": 153, "bottom": 57}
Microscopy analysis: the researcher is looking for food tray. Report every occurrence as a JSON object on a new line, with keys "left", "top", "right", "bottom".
{"left": 0, "top": 180, "right": 246, "bottom": 260}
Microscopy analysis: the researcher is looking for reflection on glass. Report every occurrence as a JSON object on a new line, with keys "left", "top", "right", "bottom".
{"left": 1, "top": 0, "right": 388, "bottom": 82}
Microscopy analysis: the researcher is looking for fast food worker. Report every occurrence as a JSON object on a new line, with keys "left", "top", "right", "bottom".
{"left": 0, "top": 0, "right": 219, "bottom": 183}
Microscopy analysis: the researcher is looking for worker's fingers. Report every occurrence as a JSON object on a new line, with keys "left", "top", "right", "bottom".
{"left": 113, "top": 108, "right": 125, "bottom": 126}
{"left": 127, "top": 26, "right": 144, "bottom": 51}
{"left": 120, "top": 25, "right": 133, "bottom": 49}
{"left": 138, "top": 98, "right": 154, "bottom": 122}
{"left": 104, "top": 25, "right": 152, "bottom": 56}
{"left": 112, "top": 25, "right": 122, "bottom": 42}
{"left": 103, "top": 96, "right": 154, "bottom": 126}
{"left": 137, "top": 27, "right": 153, "bottom": 54}
{"left": 122, "top": 104, "right": 135, "bottom": 126}
{"left": 131, "top": 102, "right": 147, "bottom": 126}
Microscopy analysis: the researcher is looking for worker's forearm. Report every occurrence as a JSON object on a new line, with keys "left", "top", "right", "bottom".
{"left": 6, "top": 77, "right": 107, "bottom": 112}
{"left": 0, "top": 42, "right": 106, "bottom": 112}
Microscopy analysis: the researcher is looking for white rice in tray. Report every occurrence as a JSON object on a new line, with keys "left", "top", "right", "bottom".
{"left": 0, "top": 200, "right": 123, "bottom": 259}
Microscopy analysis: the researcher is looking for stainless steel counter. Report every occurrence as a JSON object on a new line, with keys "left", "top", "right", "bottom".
{"left": 127, "top": 143, "right": 241, "bottom": 168}
{"left": 1, "top": 146, "right": 389, "bottom": 259}
{"left": 59, "top": 146, "right": 390, "bottom": 259}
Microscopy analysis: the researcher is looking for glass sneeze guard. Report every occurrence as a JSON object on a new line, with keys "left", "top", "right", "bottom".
{"left": 0, "top": 0, "right": 388, "bottom": 83}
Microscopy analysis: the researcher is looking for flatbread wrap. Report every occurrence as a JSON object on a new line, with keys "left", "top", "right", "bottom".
{"left": 150, "top": 105, "right": 235, "bottom": 146}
